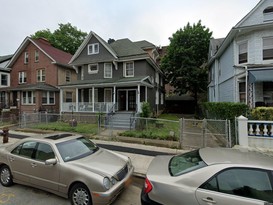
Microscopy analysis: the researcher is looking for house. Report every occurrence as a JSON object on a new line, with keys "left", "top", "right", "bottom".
{"left": 208, "top": 0, "right": 273, "bottom": 108}
{"left": 0, "top": 55, "right": 12, "bottom": 108}
{"left": 6, "top": 37, "right": 76, "bottom": 113}
{"left": 59, "top": 31, "right": 165, "bottom": 116}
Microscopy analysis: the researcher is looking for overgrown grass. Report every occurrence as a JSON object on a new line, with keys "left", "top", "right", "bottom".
{"left": 31, "top": 121, "right": 98, "bottom": 135}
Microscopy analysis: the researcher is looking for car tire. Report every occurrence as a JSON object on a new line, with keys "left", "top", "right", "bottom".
{"left": 70, "top": 183, "right": 92, "bottom": 205}
{"left": 0, "top": 165, "right": 13, "bottom": 187}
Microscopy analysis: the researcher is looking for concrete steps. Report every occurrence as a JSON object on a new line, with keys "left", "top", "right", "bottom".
{"left": 107, "top": 112, "right": 135, "bottom": 129}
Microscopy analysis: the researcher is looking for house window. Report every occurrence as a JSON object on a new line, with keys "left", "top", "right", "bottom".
{"left": 66, "top": 70, "right": 71, "bottom": 82}
{"left": 264, "top": 6, "right": 273, "bottom": 21}
{"left": 35, "top": 50, "right": 39, "bottom": 62}
{"left": 104, "top": 63, "right": 112, "bottom": 78}
{"left": 88, "top": 43, "right": 99, "bottom": 55}
{"left": 42, "top": 91, "right": 55, "bottom": 104}
{"left": 238, "top": 42, "right": 248, "bottom": 64}
{"left": 104, "top": 89, "right": 112, "bottom": 102}
{"left": 89, "top": 89, "right": 98, "bottom": 103}
{"left": 22, "top": 91, "right": 35, "bottom": 104}
{"left": 24, "top": 52, "right": 29, "bottom": 64}
{"left": 88, "top": 64, "right": 98, "bottom": 74}
{"left": 37, "top": 69, "right": 45, "bottom": 82}
{"left": 124, "top": 62, "right": 134, "bottom": 77}
{"left": 19, "top": 71, "right": 27, "bottom": 84}
{"left": 239, "top": 82, "right": 246, "bottom": 103}
{"left": 263, "top": 37, "right": 273, "bottom": 60}
{"left": 1, "top": 74, "right": 8, "bottom": 86}
{"left": 65, "top": 92, "right": 73, "bottom": 102}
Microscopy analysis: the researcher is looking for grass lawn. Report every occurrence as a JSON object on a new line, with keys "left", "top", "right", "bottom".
{"left": 31, "top": 121, "right": 98, "bottom": 135}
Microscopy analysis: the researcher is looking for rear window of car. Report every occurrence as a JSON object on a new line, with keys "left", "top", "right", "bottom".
{"left": 169, "top": 149, "right": 207, "bottom": 176}
{"left": 56, "top": 137, "right": 99, "bottom": 162}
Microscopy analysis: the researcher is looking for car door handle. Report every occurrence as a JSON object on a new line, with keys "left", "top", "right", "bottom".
{"left": 9, "top": 157, "right": 14, "bottom": 162}
{"left": 31, "top": 163, "right": 37, "bottom": 168}
{"left": 202, "top": 197, "right": 216, "bottom": 204}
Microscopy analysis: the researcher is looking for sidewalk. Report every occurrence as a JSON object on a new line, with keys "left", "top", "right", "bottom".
{"left": 5, "top": 130, "right": 187, "bottom": 178}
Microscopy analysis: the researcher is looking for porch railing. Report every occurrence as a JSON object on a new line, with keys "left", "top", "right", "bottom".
{"left": 62, "top": 102, "right": 115, "bottom": 113}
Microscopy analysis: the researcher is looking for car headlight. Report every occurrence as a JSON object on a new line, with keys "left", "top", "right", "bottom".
{"left": 103, "top": 177, "right": 111, "bottom": 190}
{"left": 111, "top": 177, "right": 117, "bottom": 185}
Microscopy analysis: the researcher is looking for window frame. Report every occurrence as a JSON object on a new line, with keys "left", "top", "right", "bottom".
{"left": 104, "top": 88, "right": 112, "bottom": 102}
{"left": 238, "top": 41, "right": 248, "bottom": 64}
{"left": 35, "top": 50, "right": 39, "bottom": 62}
{"left": 37, "top": 69, "right": 45, "bottom": 82}
{"left": 24, "top": 52, "right": 29, "bottom": 64}
{"left": 124, "top": 61, "right": 134, "bottom": 77}
{"left": 104, "top": 63, "right": 112, "bottom": 78}
{"left": 1, "top": 74, "right": 8, "bottom": 86}
{"left": 42, "top": 91, "right": 55, "bottom": 105}
{"left": 87, "top": 43, "right": 99, "bottom": 55}
{"left": 88, "top": 64, "right": 98, "bottom": 74}
{"left": 22, "top": 91, "right": 35, "bottom": 105}
{"left": 263, "top": 37, "right": 273, "bottom": 60}
{"left": 19, "top": 71, "right": 27, "bottom": 84}
{"left": 65, "top": 91, "right": 73, "bottom": 103}
{"left": 66, "top": 70, "right": 71, "bottom": 82}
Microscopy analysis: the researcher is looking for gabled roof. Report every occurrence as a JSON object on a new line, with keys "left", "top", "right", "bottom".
{"left": 208, "top": 0, "right": 271, "bottom": 65}
{"left": 7, "top": 37, "right": 72, "bottom": 68}
{"left": 69, "top": 31, "right": 118, "bottom": 64}
{"left": 0, "top": 55, "right": 13, "bottom": 64}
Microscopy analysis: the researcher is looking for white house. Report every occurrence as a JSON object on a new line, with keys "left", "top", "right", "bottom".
{"left": 208, "top": 0, "right": 273, "bottom": 108}
{"left": 0, "top": 55, "right": 12, "bottom": 108}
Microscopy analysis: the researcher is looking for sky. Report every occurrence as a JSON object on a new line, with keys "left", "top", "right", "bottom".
{"left": 0, "top": 0, "right": 260, "bottom": 56}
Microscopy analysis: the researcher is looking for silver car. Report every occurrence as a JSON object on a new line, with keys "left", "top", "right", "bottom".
{"left": 0, "top": 133, "right": 134, "bottom": 205}
{"left": 141, "top": 147, "right": 273, "bottom": 205}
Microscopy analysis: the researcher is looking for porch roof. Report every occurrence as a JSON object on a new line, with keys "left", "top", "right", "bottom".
{"left": 58, "top": 76, "right": 154, "bottom": 88}
{"left": 248, "top": 68, "right": 273, "bottom": 83}
{"left": 5, "top": 83, "right": 59, "bottom": 91}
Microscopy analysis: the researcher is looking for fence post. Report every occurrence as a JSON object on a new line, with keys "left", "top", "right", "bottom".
{"left": 179, "top": 118, "right": 184, "bottom": 148}
{"left": 237, "top": 115, "right": 248, "bottom": 147}
{"left": 202, "top": 119, "right": 207, "bottom": 148}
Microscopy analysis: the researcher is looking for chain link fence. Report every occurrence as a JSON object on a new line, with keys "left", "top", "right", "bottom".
{"left": 15, "top": 113, "right": 230, "bottom": 149}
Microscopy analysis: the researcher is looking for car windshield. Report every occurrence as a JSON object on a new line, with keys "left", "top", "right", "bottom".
{"left": 56, "top": 137, "right": 99, "bottom": 162}
{"left": 169, "top": 149, "right": 207, "bottom": 176}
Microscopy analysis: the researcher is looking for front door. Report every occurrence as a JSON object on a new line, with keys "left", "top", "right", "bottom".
{"left": 118, "top": 90, "right": 136, "bottom": 111}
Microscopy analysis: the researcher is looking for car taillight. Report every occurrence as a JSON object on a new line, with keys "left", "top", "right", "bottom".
{"left": 144, "top": 178, "right": 153, "bottom": 194}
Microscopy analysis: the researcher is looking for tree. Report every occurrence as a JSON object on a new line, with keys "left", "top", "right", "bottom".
{"left": 31, "top": 23, "right": 88, "bottom": 54}
{"left": 161, "top": 20, "right": 212, "bottom": 113}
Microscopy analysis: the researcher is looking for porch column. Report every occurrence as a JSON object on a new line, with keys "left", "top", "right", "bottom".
{"left": 60, "top": 89, "right": 63, "bottom": 114}
{"left": 76, "top": 88, "right": 79, "bottom": 112}
{"left": 137, "top": 84, "right": 141, "bottom": 113}
{"left": 113, "top": 86, "right": 116, "bottom": 112}
{"left": 92, "top": 87, "right": 95, "bottom": 112}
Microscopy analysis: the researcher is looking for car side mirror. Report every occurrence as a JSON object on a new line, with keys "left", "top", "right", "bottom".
{"left": 45, "top": 158, "right": 57, "bottom": 165}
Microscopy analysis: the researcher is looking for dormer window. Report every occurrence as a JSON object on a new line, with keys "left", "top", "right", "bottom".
{"left": 88, "top": 43, "right": 99, "bottom": 55}
{"left": 263, "top": 6, "right": 273, "bottom": 22}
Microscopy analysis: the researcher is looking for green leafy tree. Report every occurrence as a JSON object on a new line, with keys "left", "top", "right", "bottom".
{"left": 161, "top": 20, "right": 212, "bottom": 112}
{"left": 31, "top": 23, "right": 87, "bottom": 54}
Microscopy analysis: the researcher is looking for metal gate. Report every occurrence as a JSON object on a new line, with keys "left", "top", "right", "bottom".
{"left": 180, "top": 118, "right": 231, "bottom": 149}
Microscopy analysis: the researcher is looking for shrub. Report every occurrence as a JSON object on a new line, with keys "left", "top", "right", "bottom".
{"left": 140, "top": 102, "right": 152, "bottom": 118}
{"left": 250, "top": 107, "right": 273, "bottom": 120}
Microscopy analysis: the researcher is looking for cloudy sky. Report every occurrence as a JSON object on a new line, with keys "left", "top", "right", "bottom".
{"left": 1, "top": 0, "right": 260, "bottom": 56}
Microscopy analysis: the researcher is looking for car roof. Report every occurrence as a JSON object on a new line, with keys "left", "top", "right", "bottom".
{"left": 200, "top": 147, "right": 273, "bottom": 169}
{"left": 25, "top": 133, "right": 83, "bottom": 144}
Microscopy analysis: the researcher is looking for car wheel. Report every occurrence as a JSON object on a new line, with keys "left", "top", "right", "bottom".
{"left": 0, "top": 165, "right": 13, "bottom": 187}
{"left": 70, "top": 183, "right": 92, "bottom": 205}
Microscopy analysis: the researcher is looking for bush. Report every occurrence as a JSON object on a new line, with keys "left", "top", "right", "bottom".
{"left": 250, "top": 107, "right": 273, "bottom": 120}
{"left": 140, "top": 102, "right": 152, "bottom": 118}
{"left": 202, "top": 102, "right": 249, "bottom": 120}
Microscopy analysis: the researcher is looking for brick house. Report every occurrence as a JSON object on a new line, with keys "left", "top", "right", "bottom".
{"left": 6, "top": 37, "right": 76, "bottom": 113}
